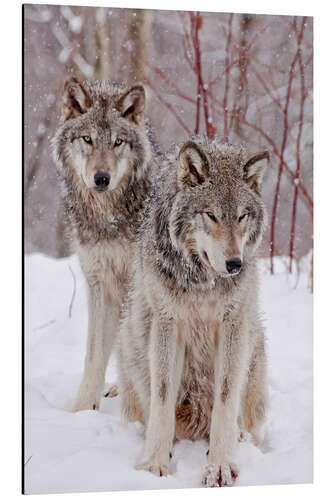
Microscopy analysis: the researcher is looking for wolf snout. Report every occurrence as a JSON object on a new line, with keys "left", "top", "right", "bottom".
{"left": 226, "top": 258, "right": 242, "bottom": 275}
{"left": 94, "top": 171, "right": 110, "bottom": 191}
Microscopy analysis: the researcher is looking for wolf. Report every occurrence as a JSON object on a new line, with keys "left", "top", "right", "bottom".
{"left": 52, "top": 77, "right": 158, "bottom": 412}
{"left": 117, "top": 136, "right": 270, "bottom": 487}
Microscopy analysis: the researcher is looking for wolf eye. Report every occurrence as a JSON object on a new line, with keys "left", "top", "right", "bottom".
{"left": 114, "top": 138, "right": 123, "bottom": 147}
{"left": 205, "top": 212, "right": 217, "bottom": 223}
{"left": 239, "top": 213, "right": 249, "bottom": 222}
{"left": 82, "top": 136, "right": 92, "bottom": 144}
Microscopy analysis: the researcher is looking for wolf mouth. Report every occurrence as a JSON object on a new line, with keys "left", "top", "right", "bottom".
{"left": 94, "top": 185, "right": 109, "bottom": 193}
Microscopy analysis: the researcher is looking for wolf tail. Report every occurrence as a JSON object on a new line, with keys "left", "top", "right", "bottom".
{"left": 175, "top": 394, "right": 211, "bottom": 441}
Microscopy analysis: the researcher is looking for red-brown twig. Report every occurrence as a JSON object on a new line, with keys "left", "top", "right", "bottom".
{"left": 250, "top": 62, "right": 285, "bottom": 113}
{"left": 143, "top": 60, "right": 197, "bottom": 105}
{"left": 222, "top": 13, "right": 233, "bottom": 140}
{"left": 125, "top": 47, "right": 192, "bottom": 135}
{"left": 289, "top": 17, "right": 308, "bottom": 273}
{"left": 190, "top": 12, "right": 214, "bottom": 137}
{"left": 270, "top": 17, "right": 306, "bottom": 274}
{"left": 145, "top": 74, "right": 191, "bottom": 135}
{"left": 205, "top": 89, "right": 313, "bottom": 215}
{"left": 179, "top": 12, "right": 195, "bottom": 72}
{"left": 253, "top": 84, "right": 263, "bottom": 149}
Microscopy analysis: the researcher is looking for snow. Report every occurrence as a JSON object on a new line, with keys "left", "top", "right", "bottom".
{"left": 24, "top": 253, "right": 313, "bottom": 494}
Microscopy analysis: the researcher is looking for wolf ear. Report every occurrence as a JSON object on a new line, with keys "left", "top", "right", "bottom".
{"left": 243, "top": 151, "right": 270, "bottom": 193}
{"left": 62, "top": 77, "right": 91, "bottom": 121}
{"left": 177, "top": 141, "right": 210, "bottom": 188}
{"left": 118, "top": 84, "right": 146, "bottom": 125}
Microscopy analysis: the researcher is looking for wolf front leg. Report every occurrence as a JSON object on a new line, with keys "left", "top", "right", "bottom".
{"left": 203, "top": 321, "right": 249, "bottom": 487}
{"left": 72, "top": 283, "right": 114, "bottom": 411}
{"left": 240, "top": 331, "right": 268, "bottom": 448}
{"left": 136, "top": 316, "right": 185, "bottom": 477}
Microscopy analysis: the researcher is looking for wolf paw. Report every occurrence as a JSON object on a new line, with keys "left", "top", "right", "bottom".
{"left": 238, "top": 431, "right": 247, "bottom": 442}
{"left": 136, "top": 458, "right": 169, "bottom": 477}
{"left": 72, "top": 394, "right": 100, "bottom": 412}
{"left": 202, "top": 462, "right": 239, "bottom": 487}
{"left": 104, "top": 384, "right": 119, "bottom": 398}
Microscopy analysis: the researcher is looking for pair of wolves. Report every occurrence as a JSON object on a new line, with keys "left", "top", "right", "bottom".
{"left": 52, "top": 78, "right": 270, "bottom": 487}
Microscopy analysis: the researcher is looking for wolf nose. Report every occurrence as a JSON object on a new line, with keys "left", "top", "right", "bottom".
{"left": 94, "top": 172, "right": 110, "bottom": 188}
{"left": 226, "top": 258, "right": 242, "bottom": 274}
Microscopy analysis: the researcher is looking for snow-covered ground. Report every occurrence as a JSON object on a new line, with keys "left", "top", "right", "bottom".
{"left": 24, "top": 253, "right": 313, "bottom": 494}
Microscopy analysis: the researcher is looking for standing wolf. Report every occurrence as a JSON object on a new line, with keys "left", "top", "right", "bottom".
{"left": 52, "top": 78, "right": 156, "bottom": 411}
{"left": 118, "top": 136, "right": 270, "bottom": 487}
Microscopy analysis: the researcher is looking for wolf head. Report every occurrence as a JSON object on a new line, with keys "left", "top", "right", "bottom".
{"left": 169, "top": 137, "right": 269, "bottom": 279}
{"left": 52, "top": 78, "right": 151, "bottom": 193}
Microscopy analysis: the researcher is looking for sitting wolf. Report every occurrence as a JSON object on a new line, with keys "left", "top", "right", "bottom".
{"left": 117, "top": 136, "right": 270, "bottom": 487}
{"left": 52, "top": 78, "right": 157, "bottom": 411}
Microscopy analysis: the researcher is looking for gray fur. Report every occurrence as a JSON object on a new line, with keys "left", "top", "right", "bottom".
{"left": 52, "top": 78, "right": 158, "bottom": 411}
{"left": 117, "top": 135, "right": 270, "bottom": 486}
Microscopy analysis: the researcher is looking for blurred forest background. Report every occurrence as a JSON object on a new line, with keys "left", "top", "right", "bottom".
{"left": 24, "top": 4, "right": 313, "bottom": 282}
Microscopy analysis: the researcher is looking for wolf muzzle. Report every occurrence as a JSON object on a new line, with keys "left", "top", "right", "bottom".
{"left": 226, "top": 258, "right": 243, "bottom": 275}
{"left": 94, "top": 171, "right": 110, "bottom": 192}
